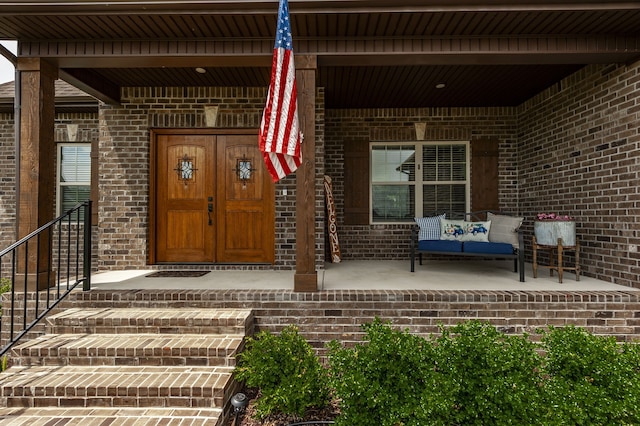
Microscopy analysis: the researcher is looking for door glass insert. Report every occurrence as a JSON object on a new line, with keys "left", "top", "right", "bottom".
{"left": 175, "top": 154, "right": 197, "bottom": 183}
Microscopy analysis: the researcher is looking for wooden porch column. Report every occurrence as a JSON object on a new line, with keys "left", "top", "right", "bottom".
{"left": 294, "top": 55, "right": 318, "bottom": 292}
{"left": 16, "top": 57, "right": 58, "bottom": 289}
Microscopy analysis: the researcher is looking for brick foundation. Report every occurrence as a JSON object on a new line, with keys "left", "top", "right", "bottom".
{"left": 64, "top": 289, "right": 640, "bottom": 354}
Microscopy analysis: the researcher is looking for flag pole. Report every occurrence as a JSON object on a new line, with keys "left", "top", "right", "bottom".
{"left": 259, "top": 0, "right": 317, "bottom": 291}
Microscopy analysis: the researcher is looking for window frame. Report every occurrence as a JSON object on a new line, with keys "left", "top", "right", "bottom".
{"left": 56, "top": 142, "right": 92, "bottom": 217}
{"left": 369, "top": 140, "right": 470, "bottom": 224}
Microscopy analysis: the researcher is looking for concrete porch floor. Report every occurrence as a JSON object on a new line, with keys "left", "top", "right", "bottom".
{"left": 91, "top": 260, "right": 637, "bottom": 292}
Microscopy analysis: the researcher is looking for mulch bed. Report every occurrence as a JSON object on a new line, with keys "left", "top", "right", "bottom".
{"left": 225, "top": 388, "right": 339, "bottom": 426}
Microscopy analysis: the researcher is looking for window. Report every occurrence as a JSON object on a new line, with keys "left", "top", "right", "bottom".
{"left": 57, "top": 143, "right": 91, "bottom": 218}
{"left": 371, "top": 141, "right": 469, "bottom": 223}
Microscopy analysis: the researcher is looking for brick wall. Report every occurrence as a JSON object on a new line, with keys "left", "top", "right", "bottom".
{"left": 0, "top": 112, "right": 98, "bottom": 250}
{"left": 0, "top": 113, "right": 16, "bottom": 251}
{"left": 2, "top": 60, "right": 638, "bottom": 287}
{"left": 64, "top": 289, "right": 640, "bottom": 355}
{"left": 98, "top": 87, "right": 325, "bottom": 271}
{"left": 5, "top": 289, "right": 639, "bottom": 359}
{"left": 324, "top": 107, "right": 519, "bottom": 260}
{"left": 518, "top": 61, "right": 640, "bottom": 288}
{"left": 323, "top": 62, "right": 640, "bottom": 288}
{"left": 54, "top": 114, "right": 98, "bottom": 146}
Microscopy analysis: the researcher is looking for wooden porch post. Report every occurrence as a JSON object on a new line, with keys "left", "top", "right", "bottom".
{"left": 294, "top": 55, "right": 318, "bottom": 292}
{"left": 16, "top": 57, "right": 58, "bottom": 289}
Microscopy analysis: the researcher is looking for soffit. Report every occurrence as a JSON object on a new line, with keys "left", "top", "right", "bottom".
{"left": 89, "top": 64, "right": 583, "bottom": 108}
{"left": 3, "top": 10, "right": 640, "bottom": 40}
{"left": 1, "top": 2, "right": 639, "bottom": 108}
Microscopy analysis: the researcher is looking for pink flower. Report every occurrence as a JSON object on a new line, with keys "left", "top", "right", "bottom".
{"left": 537, "top": 213, "right": 573, "bottom": 221}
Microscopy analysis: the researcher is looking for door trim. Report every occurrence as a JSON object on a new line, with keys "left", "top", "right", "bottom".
{"left": 149, "top": 128, "right": 261, "bottom": 264}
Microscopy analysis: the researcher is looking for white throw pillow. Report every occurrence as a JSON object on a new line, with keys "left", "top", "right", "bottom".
{"left": 440, "top": 219, "right": 466, "bottom": 241}
{"left": 462, "top": 221, "right": 491, "bottom": 242}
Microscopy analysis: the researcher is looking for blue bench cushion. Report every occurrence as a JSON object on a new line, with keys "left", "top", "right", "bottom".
{"left": 463, "top": 241, "right": 514, "bottom": 255}
{"left": 418, "top": 240, "right": 463, "bottom": 253}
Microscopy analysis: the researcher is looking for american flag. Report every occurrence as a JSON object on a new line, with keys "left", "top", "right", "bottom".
{"left": 258, "top": 0, "right": 302, "bottom": 182}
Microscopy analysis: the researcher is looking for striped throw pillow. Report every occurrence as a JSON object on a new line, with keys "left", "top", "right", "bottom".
{"left": 415, "top": 214, "right": 445, "bottom": 241}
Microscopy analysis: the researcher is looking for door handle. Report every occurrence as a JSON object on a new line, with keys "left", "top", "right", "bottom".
{"left": 207, "top": 196, "right": 214, "bottom": 225}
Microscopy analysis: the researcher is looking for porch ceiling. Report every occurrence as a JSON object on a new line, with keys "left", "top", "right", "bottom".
{"left": 1, "top": 1, "right": 639, "bottom": 108}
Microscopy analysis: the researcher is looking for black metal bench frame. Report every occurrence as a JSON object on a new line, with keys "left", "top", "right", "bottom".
{"left": 409, "top": 211, "right": 525, "bottom": 282}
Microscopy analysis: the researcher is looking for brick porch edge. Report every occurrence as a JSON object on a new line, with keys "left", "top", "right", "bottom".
{"left": 58, "top": 289, "right": 640, "bottom": 351}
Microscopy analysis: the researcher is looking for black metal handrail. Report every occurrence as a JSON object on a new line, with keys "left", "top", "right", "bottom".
{"left": 0, "top": 200, "right": 92, "bottom": 357}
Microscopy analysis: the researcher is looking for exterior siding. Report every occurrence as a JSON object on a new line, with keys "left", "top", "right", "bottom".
{"left": 518, "top": 61, "right": 640, "bottom": 288}
{"left": 325, "top": 107, "right": 519, "bottom": 260}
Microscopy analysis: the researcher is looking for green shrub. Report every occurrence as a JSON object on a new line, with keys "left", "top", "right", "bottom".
{"left": 0, "top": 277, "right": 11, "bottom": 295}
{"left": 234, "top": 325, "right": 330, "bottom": 420}
{"left": 436, "top": 320, "right": 544, "bottom": 426}
{"left": 539, "top": 325, "right": 640, "bottom": 425}
{"left": 0, "top": 278, "right": 10, "bottom": 371}
{"left": 329, "top": 320, "right": 545, "bottom": 426}
{"left": 235, "top": 320, "right": 640, "bottom": 425}
{"left": 0, "top": 277, "right": 11, "bottom": 317}
{"left": 328, "top": 318, "right": 455, "bottom": 426}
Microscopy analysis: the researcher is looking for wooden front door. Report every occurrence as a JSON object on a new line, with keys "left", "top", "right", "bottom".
{"left": 151, "top": 129, "right": 274, "bottom": 264}
{"left": 215, "top": 134, "right": 275, "bottom": 263}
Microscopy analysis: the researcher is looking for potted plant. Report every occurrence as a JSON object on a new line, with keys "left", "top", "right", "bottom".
{"left": 534, "top": 213, "right": 576, "bottom": 246}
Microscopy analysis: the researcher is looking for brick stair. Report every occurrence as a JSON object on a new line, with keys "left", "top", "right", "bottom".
{"left": 10, "top": 333, "right": 244, "bottom": 367}
{"left": 0, "top": 307, "right": 254, "bottom": 425}
{"left": 0, "top": 407, "right": 224, "bottom": 426}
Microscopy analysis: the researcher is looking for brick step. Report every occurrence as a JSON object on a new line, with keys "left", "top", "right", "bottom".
{"left": 10, "top": 333, "right": 245, "bottom": 367}
{"left": 0, "top": 365, "right": 237, "bottom": 409}
{"left": 46, "top": 308, "right": 254, "bottom": 335}
{"left": 0, "top": 406, "right": 223, "bottom": 425}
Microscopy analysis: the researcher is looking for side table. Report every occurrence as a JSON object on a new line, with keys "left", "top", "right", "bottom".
{"left": 532, "top": 236, "right": 580, "bottom": 283}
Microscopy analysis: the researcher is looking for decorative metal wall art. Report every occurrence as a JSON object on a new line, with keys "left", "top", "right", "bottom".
{"left": 174, "top": 154, "right": 197, "bottom": 184}
{"left": 234, "top": 156, "right": 255, "bottom": 185}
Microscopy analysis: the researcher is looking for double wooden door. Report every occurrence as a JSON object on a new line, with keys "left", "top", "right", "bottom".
{"left": 151, "top": 129, "right": 274, "bottom": 264}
